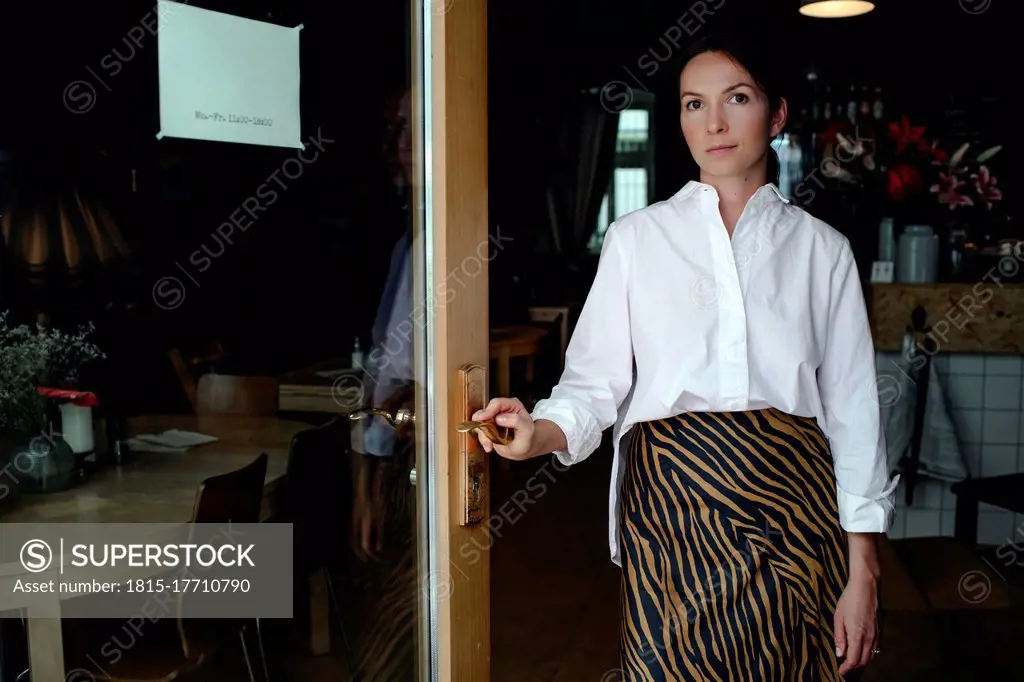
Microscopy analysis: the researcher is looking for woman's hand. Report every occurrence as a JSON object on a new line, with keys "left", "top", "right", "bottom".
{"left": 833, "top": 571, "right": 880, "bottom": 675}
{"left": 470, "top": 397, "right": 536, "bottom": 460}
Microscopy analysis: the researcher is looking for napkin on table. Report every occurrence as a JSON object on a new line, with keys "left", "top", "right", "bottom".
{"left": 126, "top": 430, "right": 219, "bottom": 453}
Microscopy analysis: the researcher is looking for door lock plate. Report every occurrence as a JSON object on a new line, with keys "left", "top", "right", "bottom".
{"left": 458, "top": 363, "right": 488, "bottom": 526}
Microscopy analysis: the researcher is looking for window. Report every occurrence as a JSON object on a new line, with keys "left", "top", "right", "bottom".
{"left": 588, "top": 90, "right": 656, "bottom": 253}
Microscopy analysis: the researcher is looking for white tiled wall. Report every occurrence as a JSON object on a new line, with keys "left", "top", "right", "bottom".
{"left": 876, "top": 352, "right": 1024, "bottom": 546}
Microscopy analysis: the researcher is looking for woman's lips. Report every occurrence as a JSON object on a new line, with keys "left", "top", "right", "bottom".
{"left": 707, "top": 145, "right": 737, "bottom": 156}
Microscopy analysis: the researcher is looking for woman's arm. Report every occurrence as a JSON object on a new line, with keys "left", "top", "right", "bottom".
{"left": 816, "top": 238, "right": 899, "bottom": 573}
{"left": 525, "top": 419, "right": 569, "bottom": 459}
{"left": 529, "top": 221, "right": 636, "bottom": 465}
{"left": 847, "top": 533, "right": 881, "bottom": 581}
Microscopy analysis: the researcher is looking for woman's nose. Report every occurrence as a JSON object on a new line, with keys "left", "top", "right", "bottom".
{"left": 706, "top": 106, "right": 727, "bottom": 134}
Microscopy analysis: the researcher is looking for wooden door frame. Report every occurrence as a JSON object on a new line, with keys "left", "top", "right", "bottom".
{"left": 413, "top": 0, "right": 491, "bottom": 680}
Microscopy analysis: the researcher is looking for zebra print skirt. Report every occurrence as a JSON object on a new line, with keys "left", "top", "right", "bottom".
{"left": 618, "top": 408, "right": 849, "bottom": 681}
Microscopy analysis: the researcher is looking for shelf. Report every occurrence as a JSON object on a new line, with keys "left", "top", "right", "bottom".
{"left": 868, "top": 283, "right": 1024, "bottom": 354}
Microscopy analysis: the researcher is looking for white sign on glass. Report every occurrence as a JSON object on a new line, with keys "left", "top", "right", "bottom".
{"left": 156, "top": 0, "right": 303, "bottom": 148}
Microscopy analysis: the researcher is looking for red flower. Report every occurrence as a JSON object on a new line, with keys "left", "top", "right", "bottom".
{"left": 887, "top": 164, "right": 923, "bottom": 202}
{"left": 819, "top": 120, "right": 849, "bottom": 146}
{"left": 36, "top": 387, "right": 99, "bottom": 407}
{"left": 888, "top": 115, "right": 929, "bottom": 154}
{"left": 971, "top": 165, "right": 1002, "bottom": 210}
{"left": 929, "top": 171, "right": 974, "bottom": 209}
{"left": 930, "top": 141, "right": 948, "bottom": 166}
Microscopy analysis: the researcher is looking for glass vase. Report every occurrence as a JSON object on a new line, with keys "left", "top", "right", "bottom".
{"left": 1, "top": 430, "right": 78, "bottom": 494}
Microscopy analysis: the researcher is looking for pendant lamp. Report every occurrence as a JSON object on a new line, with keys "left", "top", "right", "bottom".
{"left": 799, "top": 0, "right": 875, "bottom": 18}
{"left": 1, "top": 185, "right": 131, "bottom": 288}
{"left": 1, "top": 181, "right": 135, "bottom": 321}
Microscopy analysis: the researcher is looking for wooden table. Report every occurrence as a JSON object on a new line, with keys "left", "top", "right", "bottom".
{"left": 489, "top": 325, "right": 548, "bottom": 397}
{"left": 0, "top": 414, "right": 306, "bottom": 682}
{"left": 282, "top": 324, "right": 550, "bottom": 414}
{"left": 278, "top": 358, "right": 363, "bottom": 414}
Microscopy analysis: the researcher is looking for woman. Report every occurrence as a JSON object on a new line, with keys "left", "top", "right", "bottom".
{"left": 472, "top": 32, "right": 899, "bottom": 681}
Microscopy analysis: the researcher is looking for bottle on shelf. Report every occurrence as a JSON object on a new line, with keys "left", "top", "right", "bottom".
{"left": 872, "top": 87, "right": 884, "bottom": 120}
{"left": 806, "top": 66, "right": 820, "bottom": 129}
{"left": 351, "top": 336, "right": 365, "bottom": 370}
{"left": 859, "top": 85, "right": 871, "bottom": 119}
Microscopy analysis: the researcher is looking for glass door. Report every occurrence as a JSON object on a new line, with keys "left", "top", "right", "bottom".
{"left": 343, "top": 0, "right": 492, "bottom": 679}
{"left": 0, "top": 0, "right": 491, "bottom": 679}
{"left": 339, "top": 1, "right": 432, "bottom": 677}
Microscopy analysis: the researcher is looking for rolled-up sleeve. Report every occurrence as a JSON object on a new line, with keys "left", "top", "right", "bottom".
{"left": 531, "top": 222, "right": 635, "bottom": 466}
{"left": 817, "top": 239, "right": 900, "bottom": 533}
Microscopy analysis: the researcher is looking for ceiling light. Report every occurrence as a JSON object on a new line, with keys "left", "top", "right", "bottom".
{"left": 799, "top": 1, "right": 875, "bottom": 18}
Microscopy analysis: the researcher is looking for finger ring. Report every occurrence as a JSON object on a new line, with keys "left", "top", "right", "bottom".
{"left": 872, "top": 648, "right": 881, "bottom": 655}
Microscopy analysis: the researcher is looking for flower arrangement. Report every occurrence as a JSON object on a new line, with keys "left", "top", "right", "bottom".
{"left": 929, "top": 144, "right": 1003, "bottom": 212}
{"left": 820, "top": 114, "right": 1003, "bottom": 226}
{"left": 0, "top": 311, "right": 105, "bottom": 433}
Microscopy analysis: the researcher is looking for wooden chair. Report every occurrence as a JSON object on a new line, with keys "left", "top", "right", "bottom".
{"left": 58, "top": 454, "right": 271, "bottom": 682}
{"left": 195, "top": 374, "right": 279, "bottom": 416}
{"left": 168, "top": 342, "right": 226, "bottom": 408}
{"left": 190, "top": 452, "right": 269, "bottom": 523}
{"left": 169, "top": 343, "right": 278, "bottom": 416}
{"left": 527, "top": 305, "right": 571, "bottom": 373}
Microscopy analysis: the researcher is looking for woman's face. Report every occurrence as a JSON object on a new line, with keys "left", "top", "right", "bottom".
{"left": 383, "top": 89, "right": 414, "bottom": 184}
{"left": 679, "top": 50, "right": 785, "bottom": 181}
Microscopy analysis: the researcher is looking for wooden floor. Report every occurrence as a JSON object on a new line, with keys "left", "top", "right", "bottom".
{"left": 188, "top": 439, "right": 1022, "bottom": 681}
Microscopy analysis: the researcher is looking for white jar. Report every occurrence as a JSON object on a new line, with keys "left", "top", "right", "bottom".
{"left": 897, "top": 225, "right": 938, "bottom": 283}
{"left": 59, "top": 403, "right": 95, "bottom": 455}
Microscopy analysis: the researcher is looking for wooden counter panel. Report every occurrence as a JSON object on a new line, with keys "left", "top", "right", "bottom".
{"left": 869, "top": 283, "right": 1024, "bottom": 354}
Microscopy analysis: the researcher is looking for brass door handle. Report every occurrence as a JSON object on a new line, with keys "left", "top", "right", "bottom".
{"left": 349, "top": 407, "right": 416, "bottom": 427}
{"left": 455, "top": 420, "right": 513, "bottom": 446}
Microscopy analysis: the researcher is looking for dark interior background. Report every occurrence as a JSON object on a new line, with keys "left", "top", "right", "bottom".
{"left": 0, "top": 0, "right": 1014, "bottom": 412}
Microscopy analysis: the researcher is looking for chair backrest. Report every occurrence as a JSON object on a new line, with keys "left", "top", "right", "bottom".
{"left": 286, "top": 417, "right": 353, "bottom": 574}
{"left": 189, "top": 452, "right": 269, "bottom": 524}
{"left": 168, "top": 348, "right": 199, "bottom": 410}
{"left": 168, "top": 342, "right": 227, "bottom": 411}
{"left": 195, "top": 374, "right": 279, "bottom": 416}
{"left": 177, "top": 453, "right": 270, "bottom": 661}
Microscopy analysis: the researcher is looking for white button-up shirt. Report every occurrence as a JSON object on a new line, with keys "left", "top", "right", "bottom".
{"left": 531, "top": 181, "right": 899, "bottom": 567}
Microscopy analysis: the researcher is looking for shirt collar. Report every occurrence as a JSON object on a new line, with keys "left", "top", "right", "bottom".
{"left": 674, "top": 180, "right": 790, "bottom": 206}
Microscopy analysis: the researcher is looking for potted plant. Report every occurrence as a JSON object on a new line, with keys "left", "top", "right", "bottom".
{"left": 0, "top": 311, "right": 105, "bottom": 493}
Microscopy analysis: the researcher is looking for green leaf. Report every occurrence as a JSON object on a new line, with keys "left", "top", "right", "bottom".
{"left": 976, "top": 145, "right": 1002, "bottom": 163}
{"left": 949, "top": 143, "right": 970, "bottom": 170}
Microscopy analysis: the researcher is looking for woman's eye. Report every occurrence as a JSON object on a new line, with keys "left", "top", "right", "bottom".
{"left": 685, "top": 100, "right": 702, "bottom": 111}
{"left": 730, "top": 93, "right": 749, "bottom": 104}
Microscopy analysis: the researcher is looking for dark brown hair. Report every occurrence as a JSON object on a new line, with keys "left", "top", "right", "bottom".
{"left": 677, "top": 30, "right": 789, "bottom": 186}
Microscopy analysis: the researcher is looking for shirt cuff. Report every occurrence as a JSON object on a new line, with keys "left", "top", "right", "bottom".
{"left": 530, "top": 398, "right": 602, "bottom": 466}
{"left": 836, "top": 472, "right": 900, "bottom": 533}
{"left": 363, "top": 418, "right": 396, "bottom": 457}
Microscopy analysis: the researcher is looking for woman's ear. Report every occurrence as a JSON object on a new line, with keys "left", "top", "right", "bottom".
{"left": 770, "top": 97, "right": 788, "bottom": 137}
